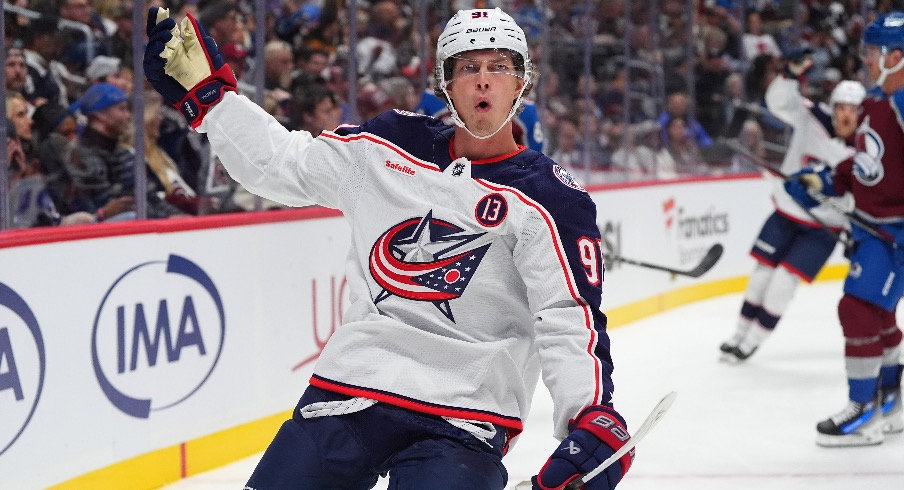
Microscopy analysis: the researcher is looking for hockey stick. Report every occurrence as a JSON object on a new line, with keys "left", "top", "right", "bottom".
{"left": 513, "top": 391, "right": 678, "bottom": 490}
{"left": 724, "top": 138, "right": 898, "bottom": 246}
{"left": 611, "top": 243, "right": 723, "bottom": 278}
{"left": 722, "top": 138, "right": 849, "bottom": 246}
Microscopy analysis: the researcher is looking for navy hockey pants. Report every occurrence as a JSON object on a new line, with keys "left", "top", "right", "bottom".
{"left": 245, "top": 385, "right": 509, "bottom": 489}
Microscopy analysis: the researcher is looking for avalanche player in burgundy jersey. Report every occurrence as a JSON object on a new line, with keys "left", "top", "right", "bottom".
{"left": 146, "top": 6, "right": 633, "bottom": 490}
{"left": 785, "top": 12, "right": 904, "bottom": 448}
{"left": 719, "top": 50, "right": 862, "bottom": 363}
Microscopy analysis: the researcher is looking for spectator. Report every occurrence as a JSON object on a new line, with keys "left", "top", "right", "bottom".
{"left": 300, "top": 6, "right": 342, "bottom": 56}
{"left": 32, "top": 101, "right": 78, "bottom": 213}
{"left": 612, "top": 121, "right": 660, "bottom": 179}
{"left": 657, "top": 116, "right": 703, "bottom": 178}
{"left": 21, "top": 16, "right": 66, "bottom": 107}
{"left": 5, "top": 47, "right": 29, "bottom": 102}
{"left": 197, "top": 0, "right": 241, "bottom": 46}
{"left": 658, "top": 91, "right": 713, "bottom": 148}
{"left": 549, "top": 118, "right": 582, "bottom": 169}
{"left": 109, "top": 3, "right": 136, "bottom": 66}
{"left": 378, "top": 76, "right": 419, "bottom": 112}
{"left": 264, "top": 39, "right": 294, "bottom": 91}
{"left": 729, "top": 119, "right": 765, "bottom": 173}
{"left": 66, "top": 83, "right": 144, "bottom": 220}
{"left": 292, "top": 83, "right": 341, "bottom": 135}
{"left": 57, "top": 0, "right": 112, "bottom": 70}
{"left": 695, "top": 34, "right": 733, "bottom": 138}
{"left": 293, "top": 46, "right": 330, "bottom": 86}
{"left": 722, "top": 72, "right": 747, "bottom": 136}
{"left": 366, "top": 0, "right": 407, "bottom": 44}
{"left": 742, "top": 10, "right": 782, "bottom": 61}
{"left": 86, "top": 55, "right": 133, "bottom": 94}
{"left": 142, "top": 92, "right": 206, "bottom": 215}
{"left": 355, "top": 81, "right": 393, "bottom": 121}
{"left": 220, "top": 43, "right": 250, "bottom": 80}
{"left": 5, "top": 117, "right": 59, "bottom": 228}
{"left": 356, "top": 36, "right": 399, "bottom": 81}
{"left": 6, "top": 105, "right": 92, "bottom": 227}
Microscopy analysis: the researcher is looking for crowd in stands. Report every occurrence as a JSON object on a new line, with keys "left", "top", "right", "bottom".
{"left": 1, "top": 0, "right": 897, "bottom": 229}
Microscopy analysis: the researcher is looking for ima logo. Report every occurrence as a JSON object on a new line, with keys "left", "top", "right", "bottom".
{"left": 0, "top": 282, "right": 46, "bottom": 458}
{"left": 369, "top": 211, "right": 491, "bottom": 322}
{"left": 91, "top": 255, "right": 225, "bottom": 418}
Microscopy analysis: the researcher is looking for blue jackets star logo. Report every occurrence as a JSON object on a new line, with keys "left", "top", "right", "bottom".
{"left": 369, "top": 211, "right": 491, "bottom": 322}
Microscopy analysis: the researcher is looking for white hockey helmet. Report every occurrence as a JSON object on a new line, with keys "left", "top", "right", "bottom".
{"left": 435, "top": 8, "right": 531, "bottom": 85}
{"left": 434, "top": 8, "right": 533, "bottom": 139}
{"left": 830, "top": 80, "right": 866, "bottom": 108}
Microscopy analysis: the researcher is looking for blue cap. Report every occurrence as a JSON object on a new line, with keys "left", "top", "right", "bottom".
{"left": 70, "top": 83, "right": 128, "bottom": 115}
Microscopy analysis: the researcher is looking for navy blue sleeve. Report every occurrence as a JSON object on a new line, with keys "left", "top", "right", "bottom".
{"left": 334, "top": 110, "right": 452, "bottom": 166}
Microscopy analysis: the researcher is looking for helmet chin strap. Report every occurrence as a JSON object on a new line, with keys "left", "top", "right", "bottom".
{"left": 876, "top": 51, "right": 904, "bottom": 88}
{"left": 440, "top": 79, "right": 529, "bottom": 140}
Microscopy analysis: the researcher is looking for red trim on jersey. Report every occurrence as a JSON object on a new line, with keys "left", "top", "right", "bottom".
{"left": 319, "top": 131, "right": 441, "bottom": 172}
{"left": 582, "top": 172, "right": 762, "bottom": 193}
{"left": 309, "top": 376, "right": 524, "bottom": 436}
{"left": 779, "top": 260, "right": 815, "bottom": 283}
{"left": 0, "top": 208, "right": 342, "bottom": 250}
{"left": 474, "top": 180, "right": 603, "bottom": 404}
{"left": 750, "top": 251, "right": 777, "bottom": 268}
{"left": 773, "top": 199, "right": 844, "bottom": 232}
{"left": 447, "top": 136, "right": 527, "bottom": 164}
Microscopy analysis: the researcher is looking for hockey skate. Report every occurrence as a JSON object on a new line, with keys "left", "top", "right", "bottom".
{"left": 815, "top": 397, "right": 885, "bottom": 447}
{"left": 720, "top": 324, "right": 769, "bottom": 364}
{"left": 719, "top": 321, "right": 752, "bottom": 362}
{"left": 880, "top": 386, "right": 903, "bottom": 434}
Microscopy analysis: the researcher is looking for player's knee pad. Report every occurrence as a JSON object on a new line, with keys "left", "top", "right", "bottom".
{"left": 838, "top": 294, "right": 885, "bottom": 357}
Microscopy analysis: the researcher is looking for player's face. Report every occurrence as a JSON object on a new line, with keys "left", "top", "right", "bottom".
{"left": 445, "top": 49, "right": 526, "bottom": 136}
{"left": 860, "top": 45, "right": 904, "bottom": 83}
{"left": 833, "top": 103, "right": 860, "bottom": 139}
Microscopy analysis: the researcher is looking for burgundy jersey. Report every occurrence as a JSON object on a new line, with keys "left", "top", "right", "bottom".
{"left": 833, "top": 93, "right": 904, "bottom": 222}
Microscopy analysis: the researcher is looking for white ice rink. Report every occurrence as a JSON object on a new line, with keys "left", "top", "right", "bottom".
{"left": 164, "top": 280, "right": 904, "bottom": 490}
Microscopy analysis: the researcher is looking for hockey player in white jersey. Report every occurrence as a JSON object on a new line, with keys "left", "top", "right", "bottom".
{"left": 720, "top": 49, "right": 863, "bottom": 362}
{"left": 145, "top": 7, "right": 631, "bottom": 490}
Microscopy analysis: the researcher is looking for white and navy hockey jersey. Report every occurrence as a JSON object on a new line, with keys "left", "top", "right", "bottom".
{"left": 764, "top": 76, "right": 854, "bottom": 229}
{"left": 199, "top": 92, "right": 611, "bottom": 441}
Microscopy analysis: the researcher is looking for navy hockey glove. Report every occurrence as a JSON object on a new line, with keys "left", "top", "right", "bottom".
{"left": 783, "top": 47, "right": 814, "bottom": 80}
{"left": 533, "top": 405, "right": 632, "bottom": 490}
{"left": 144, "top": 7, "right": 237, "bottom": 128}
{"left": 783, "top": 167, "right": 834, "bottom": 210}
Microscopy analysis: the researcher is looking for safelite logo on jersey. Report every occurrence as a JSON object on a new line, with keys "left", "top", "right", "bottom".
{"left": 0, "top": 282, "right": 46, "bottom": 457}
{"left": 386, "top": 159, "right": 416, "bottom": 176}
{"left": 91, "top": 255, "right": 225, "bottom": 418}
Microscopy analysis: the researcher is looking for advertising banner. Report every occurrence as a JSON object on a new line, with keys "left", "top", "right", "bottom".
{"left": 0, "top": 176, "right": 846, "bottom": 487}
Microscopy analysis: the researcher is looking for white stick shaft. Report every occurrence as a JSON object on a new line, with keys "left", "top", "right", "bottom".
{"left": 570, "top": 391, "right": 677, "bottom": 487}
{"left": 514, "top": 392, "right": 677, "bottom": 490}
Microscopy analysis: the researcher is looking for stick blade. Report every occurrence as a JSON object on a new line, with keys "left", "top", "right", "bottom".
{"left": 686, "top": 243, "right": 723, "bottom": 278}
